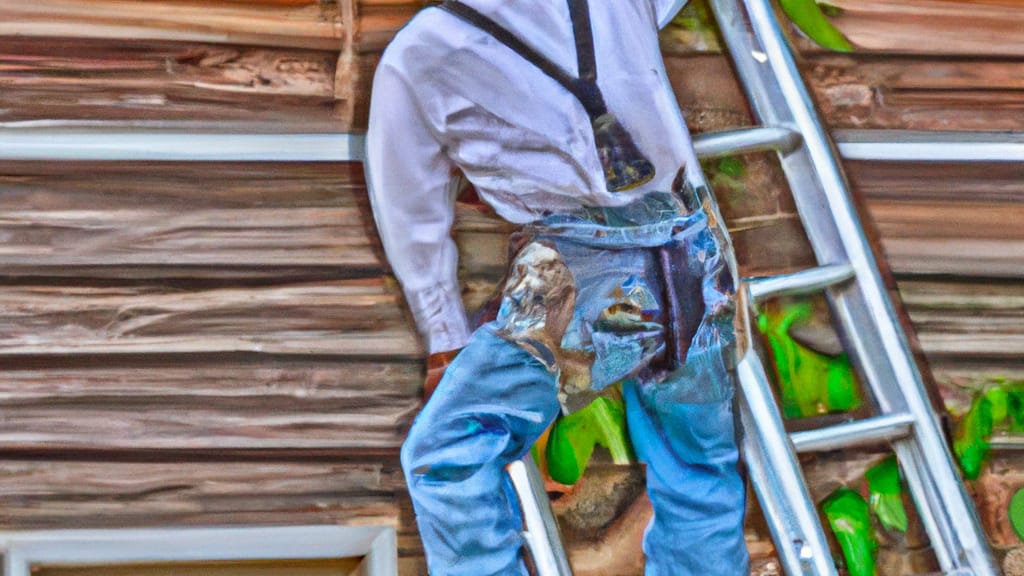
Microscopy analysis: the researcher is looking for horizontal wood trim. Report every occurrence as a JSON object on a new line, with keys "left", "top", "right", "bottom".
{"left": 34, "top": 558, "right": 365, "bottom": 576}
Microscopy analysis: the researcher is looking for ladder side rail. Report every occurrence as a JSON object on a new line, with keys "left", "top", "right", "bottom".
{"left": 709, "top": 0, "right": 998, "bottom": 573}
{"left": 507, "top": 457, "right": 574, "bottom": 576}
{"left": 738, "top": 1, "right": 997, "bottom": 572}
{"left": 738, "top": 346, "right": 838, "bottom": 576}
{"left": 892, "top": 440, "right": 959, "bottom": 571}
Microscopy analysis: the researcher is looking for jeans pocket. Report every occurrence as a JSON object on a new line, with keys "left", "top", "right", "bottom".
{"left": 590, "top": 324, "right": 665, "bottom": 390}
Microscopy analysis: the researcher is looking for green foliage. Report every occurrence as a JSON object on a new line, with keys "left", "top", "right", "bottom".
{"left": 545, "top": 395, "right": 633, "bottom": 485}
{"left": 865, "top": 456, "right": 908, "bottom": 533}
{"left": 757, "top": 300, "right": 862, "bottom": 419}
{"left": 717, "top": 156, "right": 745, "bottom": 178}
{"left": 778, "top": 0, "right": 854, "bottom": 52}
{"left": 822, "top": 488, "right": 876, "bottom": 576}
{"left": 953, "top": 382, "right": 1024, "bottom": 480}
{"left": 700, "top": 155, "right": 748, "bottom": 201}
{"left": 1010, "top": 488, "right": 1024, "bottom": 542}
{"left": 953, "top": 394, "right": 992, "bottom": 481}
{"left": 668, "top": 0, "right": 853, "bottom": 53}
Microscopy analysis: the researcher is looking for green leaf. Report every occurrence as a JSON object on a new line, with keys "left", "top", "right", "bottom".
{"left": 985, "top": 386, "right": 1009, "bottom": 425}
{"left": 778, "top": 0, "right": 854, "bottom": 52}
{"left": 1010, "top": 488, "right": 1024, "bottom": 542}
{"left": 1007, "top": 387, "right": 1024, "bottom": 432}
{"left": 757, "top": 301, "right": 861, "bottom": 418}
{"left": 822, "top": 488, "right": 876, "bottom": 576}
{"left": 717, "top": 156, "right": 745, "bottom": 178}
{"left": 545, "top": 396, "right": 633, "bottom": 485}
{"left": 866, "top": 456, "right": 908, "bottom": 532}
{"left": 953, "top": 395, "right": 993, "bottom": 480}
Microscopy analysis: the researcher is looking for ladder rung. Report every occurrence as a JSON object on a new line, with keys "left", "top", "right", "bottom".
{"left": 987, "top": 434, "right": 1024, "bottom": 451}
{"left": 744, "top": 264, "right": 855, "bottom": 303}
{"left": 693, "top": 126, "right": 802, "bottom": 159}
{"left": 790, "top": 412, "right": 916, "bottom": 453}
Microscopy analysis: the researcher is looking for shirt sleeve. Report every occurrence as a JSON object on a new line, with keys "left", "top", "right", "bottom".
{"left": 365, "top": 60, "right": 471, "bottom": 354}
{"left": 650, "top": 0, "right": 689, "bottom": 29}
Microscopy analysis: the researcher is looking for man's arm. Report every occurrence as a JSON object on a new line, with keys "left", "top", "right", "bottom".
{"left": 365, "top": 61, "right": 471, "bottom": 356}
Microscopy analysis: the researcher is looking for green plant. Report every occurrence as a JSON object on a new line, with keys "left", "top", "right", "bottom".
{"left": 757, "top": 300, "right": 862, "bottom": 418}
{"left": 543, "top": 395, "right": 634, "bottom": 485}
{"left": 778, "top": 0, "right": 853, "bottom": 52}
{"left": 953, "top": 382, "right": 1024, "bottom": 480}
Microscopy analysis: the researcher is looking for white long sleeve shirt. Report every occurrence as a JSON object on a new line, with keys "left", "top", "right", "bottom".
{"left": 365, "top": 0, "right": 695, "bottom": 353}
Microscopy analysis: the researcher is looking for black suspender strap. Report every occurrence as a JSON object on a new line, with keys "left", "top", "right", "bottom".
{"left": 438, "top": 0, "right": 608, "bottom": 119}
{"left": 438, "top": 0, "right": 657, "bottom": 193}
{"left": 567, "top": 0, "right": 597, "bottom": 82}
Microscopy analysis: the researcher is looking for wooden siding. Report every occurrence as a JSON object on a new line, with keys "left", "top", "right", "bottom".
{"left": 0, "top": 1, "right": 1021, "bottom": 574}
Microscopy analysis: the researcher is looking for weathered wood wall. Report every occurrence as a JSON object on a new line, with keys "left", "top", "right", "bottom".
{"left": 1, "top": 0, "right": 1022, "bottom": 574}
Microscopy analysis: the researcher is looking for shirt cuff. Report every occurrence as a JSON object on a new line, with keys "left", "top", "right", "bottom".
{"left": 405, "top": 283, "right": 472, "bottom": 354}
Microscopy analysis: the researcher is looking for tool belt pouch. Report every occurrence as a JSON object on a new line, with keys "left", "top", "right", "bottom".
{"left": 592, "top": 113, "right": 656, "bottom": 193}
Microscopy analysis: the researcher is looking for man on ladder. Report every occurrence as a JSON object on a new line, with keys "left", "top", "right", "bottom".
{"left": 364, "top": 0, "right": 749, "bottom": 574}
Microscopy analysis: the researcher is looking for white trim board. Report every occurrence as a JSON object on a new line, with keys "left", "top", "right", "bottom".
{"left": 1, "top": 128, "right": 1022, "bottom": 163}
{"left": 0, "top": 525, "right": 396, "bottom": 576}
{"left": 0, "top": 130, "right": 365, "bottom": 162}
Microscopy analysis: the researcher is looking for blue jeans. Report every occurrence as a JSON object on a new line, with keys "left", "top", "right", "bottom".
{"left": 402, "top": 324, "right": 748, "bottom": 575}
{"left": 402, "top": 192, "right": 748, "bottom": 575}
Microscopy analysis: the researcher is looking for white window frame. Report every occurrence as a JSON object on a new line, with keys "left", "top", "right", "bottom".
{"left": 0, "top": 525, "right": 396, "bottom": 576}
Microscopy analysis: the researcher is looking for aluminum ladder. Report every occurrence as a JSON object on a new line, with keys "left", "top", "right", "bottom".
{"left": 510, "top": 0, "right": 999, "bottom": 574}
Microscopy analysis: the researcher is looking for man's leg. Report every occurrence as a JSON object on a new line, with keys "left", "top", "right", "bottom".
{"left": 401, "top": 322, "right": 561, "bottom": 576}
{"left": 624, "top": 362, "right": 749, "bottom": 576}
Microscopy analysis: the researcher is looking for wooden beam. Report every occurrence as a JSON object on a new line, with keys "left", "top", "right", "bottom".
{"left": 805, "top": 55, "right": 1024, "bottom": 132}
{"left": 0, "top": 459, "right": 403, "bottom": 529}
{"left": 0, "top": 359, "right": 419, "bottom": 451}
{"left": 0, "top": 38, "right": 344, "bottom": 129}
{"left": 901, "top": 280, "right": 1024, "bottom": 361}
{"left": 824, "top": 0, "right": 1024, "bottom": 57}
{"left": 0, "top": 0, "right": 344, "bottom": 50}
{"left": 0, "top": 161, "right": 383, "bottom": 276}
{"left": 0, "top": 279, "right": 418, "bottom": 357}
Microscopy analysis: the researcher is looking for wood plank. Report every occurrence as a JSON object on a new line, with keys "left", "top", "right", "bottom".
{"left": 823, "top": 0, "right": 1024, "bottom": 57}
{"left": 845, "top": 161, "right": 1024, "bottom": 279}
{"left": 0, "top": 360, "right": 419, "bottom": 450}
{"left": 0, "top": 38, "right": 344, "bottom": 127}
{"left": 805, "top": 55, "right": 1024, "bottom": 131}
{"left": 0, "top": 162, "right": 384, "bottom": 276}
{"left": 901, "top": 280, "right": 1024, "bottom": 361}
{"left": 847, "top": 161, "right": 1024, "bottom": 205}
{"left": 0, "top": 459, "right": 403, "bottom": 530}
{"left": 869, "top": 201, "right": 1024, "bottom": 279}
{"left": 0, "top": 0, "right": 344, "bottom": 50}
{"left": 0, "top": 280, "right": 419, "bottom": 357}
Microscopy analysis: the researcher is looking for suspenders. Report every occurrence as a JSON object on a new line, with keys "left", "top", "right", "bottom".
{"left": 439, "top": 0, "right": 656, "bottom": 192}
{"left": 439, "top": 0, "right": 607, "bottom": 120}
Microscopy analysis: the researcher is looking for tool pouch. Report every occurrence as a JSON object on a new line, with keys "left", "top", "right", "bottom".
{"left": 592, "top": 113, "right": 656, "bottom": 193}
